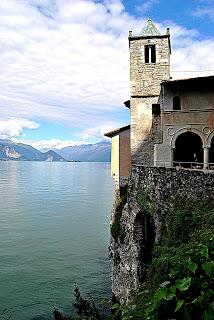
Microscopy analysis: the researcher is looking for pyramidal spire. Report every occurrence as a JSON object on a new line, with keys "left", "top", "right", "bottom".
{"left": 140, "top": 19, "right": 161, "bottom": 36}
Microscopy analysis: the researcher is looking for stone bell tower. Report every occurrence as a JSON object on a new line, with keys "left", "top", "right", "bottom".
{"left": 129, "top": 19, "right": 171, "bottom": 165}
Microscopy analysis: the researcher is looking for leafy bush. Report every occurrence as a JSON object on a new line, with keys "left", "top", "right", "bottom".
{"left": 111, "top": 221, "right": 121, "bottom": 240}
{"left": 110, "top": 189, "right": 127, "bottom": 241}
{"left": 113, "top": 197, "right": 214, "bottom": 320}
{"left": 53, "top": 287, "right": 101, "bottom": 320}
{"left": 137, "top": 191, "right": 155, "bottom": 216}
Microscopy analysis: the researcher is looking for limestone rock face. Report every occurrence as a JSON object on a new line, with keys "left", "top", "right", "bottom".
{"left": 0, "top": 139, "right": 67, "bottom": 161}
{"left": 4, "top": 146, "right": 21, "bottom": 159}
{"left": 110, "top": 166, "right": 214, "bottom": 302}
{"left": 110, "top": 201, "right": 141, "bottom": 302}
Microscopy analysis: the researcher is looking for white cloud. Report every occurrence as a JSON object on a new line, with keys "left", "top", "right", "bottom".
{"left": 79, "top": 124, "right": 122, "bottom": 141}
{"left": 0, "top": 118, "right": 39, "bottom": 139}
{"left": 193, "top": 1, "right": 214, "bottom": 21}
{"left": 13, "top": 124, "right": 120, "bottom": 150}
{"left": 0, "top": 0, "right": 213, "bottom": 136}
{"left": 171, "top": 38, "right": 214, "bottom": 79}
{"left": 13, "top": 138, "right": 85, "bottom": 150}
{"left": 137, "top": 0, "right": 159, "bottom": 14}
{"left": 0, "top": 0, "right": 134, "bottom": 130}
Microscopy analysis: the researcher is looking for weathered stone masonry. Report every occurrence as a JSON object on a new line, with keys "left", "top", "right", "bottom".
{"left": 110, "top": 166, "right": 214, "bottom": 302}
{"left": 129, "top": 31, "right": 170, "bottom": 165}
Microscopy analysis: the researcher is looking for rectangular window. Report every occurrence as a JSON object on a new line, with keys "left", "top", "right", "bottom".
{"left": 152, "top": 104, "right": 160, "bottom": 116}
{"left": 145, "top": 45, "right": 156, "bottom": 63}
{"left": 145, "top": 45, "right": 150, "bottom": 63}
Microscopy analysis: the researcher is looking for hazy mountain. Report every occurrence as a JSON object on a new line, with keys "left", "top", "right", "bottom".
{"left": 56, "top": 141, "right": 111, "bottom": 162}
{"left": 40, "top": 150, "right": 67, "bottom": 162}
{"left": 0, "top": 139, "right": 111, "bottom": 162}
{"left": 0, "top": 139, "right": 66, "bottom": 162}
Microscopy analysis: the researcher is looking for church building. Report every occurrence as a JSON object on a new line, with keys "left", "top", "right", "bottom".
{"left": 105, "top": 19, "right": 214, "bottom": 189}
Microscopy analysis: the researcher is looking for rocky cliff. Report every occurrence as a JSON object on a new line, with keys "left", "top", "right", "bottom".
{"left": 110, "top": 166, "right": 214, "bottom": 303}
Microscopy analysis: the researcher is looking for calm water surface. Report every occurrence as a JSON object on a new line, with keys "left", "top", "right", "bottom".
{"left": 0, "top": 162, "right": 115, "bottom": 320}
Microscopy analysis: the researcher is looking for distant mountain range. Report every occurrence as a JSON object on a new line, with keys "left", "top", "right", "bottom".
{"left": 0, "top": 139, "right": 66, "bottom": 162}
{"left": 0, "top": 139, "right": 111, "bottom": 162}
{"left": 56, "top": 141, "right": 111, "bottom": 162}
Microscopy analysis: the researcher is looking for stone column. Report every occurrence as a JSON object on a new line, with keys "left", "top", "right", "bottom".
{"left": 203, "top": 146, "right": 209, "bottom": 169}
{"left": 170, "top": 148, "right": 174, "bottom": 168}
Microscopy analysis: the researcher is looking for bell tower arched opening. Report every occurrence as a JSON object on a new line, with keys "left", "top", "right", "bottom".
{"left": 173, "top": 132, "right": 203, "bottom": 168}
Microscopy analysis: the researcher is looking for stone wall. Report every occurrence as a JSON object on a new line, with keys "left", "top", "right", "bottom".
{"left": 129, "top": 36, "right": 170, "bottom": 97}
{"left": 110, "top": 166, "right": 214, "bottom": 302}
{"left": 131, "top": 96, "right": 158, "bottom": 165}
{"left": 119, "top": 129, "right": 131, "bottom": 187}
{"left": 131, "top": 101, "right": 163, "bottom": 165}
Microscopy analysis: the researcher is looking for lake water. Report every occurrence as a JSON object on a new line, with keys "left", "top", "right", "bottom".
{"left": 0, "top": 162, "right": 115, "bottom": 320}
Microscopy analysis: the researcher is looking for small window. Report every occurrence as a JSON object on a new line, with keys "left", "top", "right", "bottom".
{"left": 152, "top": 104, "right": 160, "bottom": 116}
{"left": 173, "top": 96, "right": 181, "bottom": 110}
{"left": 145, "top": 45, "right": 156, "bottom": 63}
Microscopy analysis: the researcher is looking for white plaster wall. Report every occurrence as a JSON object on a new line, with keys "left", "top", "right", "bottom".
{"left": 155, "top": 124, "right": 210, "bottom": 166}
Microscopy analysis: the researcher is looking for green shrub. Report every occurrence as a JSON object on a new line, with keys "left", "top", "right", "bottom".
{"left": 111, "top": 221, "right": 121, "bottom": 240}
{"left": 53, "top": 286, "right": 101, "bottom": 320}
{"left": 110, "top": 188, "right": 127, "bottom": 241}
{"left": 113, "top": 197, "right": 214, "bottom": 320}
{"left": 137, "top": 191, "right": 156, "bottom": 216}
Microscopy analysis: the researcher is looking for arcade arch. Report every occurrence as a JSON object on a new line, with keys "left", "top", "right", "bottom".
{"left": 173, "top": 132, "right": 203, "bottom": 167}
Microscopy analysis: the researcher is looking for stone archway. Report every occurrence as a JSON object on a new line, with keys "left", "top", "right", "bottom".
{"left": 173, "top": 132, "right": 203, "bottom": 168}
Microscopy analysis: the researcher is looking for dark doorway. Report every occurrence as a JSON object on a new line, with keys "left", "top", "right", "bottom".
{"left": 174, "top": 132, "right": 203, "bottom": 168}
{"left": 209, "top": 136, "right": 214, "bottom": 165}
{"left": 133, "top": 211, "right": 155, "bottom": 282}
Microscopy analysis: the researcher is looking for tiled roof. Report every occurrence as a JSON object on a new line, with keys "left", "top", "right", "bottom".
{"left": 162, "top": 75, "right": 214, "bottom": 90}
{"left": 140, "top": 19, "right": 161, "bottom": 36}
{"left": 104, "top": 125, "right": 130, "bottom": 138}
{"left": 162, "top": 75, "right": 214, "bottom": 83}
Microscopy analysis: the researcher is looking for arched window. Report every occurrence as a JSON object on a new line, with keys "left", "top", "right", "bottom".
{"left": 173, "top": 96, "right": 181, "bottom": 110}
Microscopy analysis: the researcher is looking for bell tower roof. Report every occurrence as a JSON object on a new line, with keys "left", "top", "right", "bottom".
{"left": 140, "top": 19, "right": 160, "bottom": 36}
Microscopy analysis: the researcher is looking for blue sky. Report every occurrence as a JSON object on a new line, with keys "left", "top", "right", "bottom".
{"left": 125, "top": 0, "right": 214, "bottom": 37}
{"left": 0, "top": 0, "right": 214, "bottom": 150}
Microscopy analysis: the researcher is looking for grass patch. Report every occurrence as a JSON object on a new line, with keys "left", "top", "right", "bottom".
{"left": 110, "top": 188, "right": 127, "bottom": 241}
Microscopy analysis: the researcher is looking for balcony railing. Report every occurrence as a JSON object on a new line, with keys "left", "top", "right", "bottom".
{"left": 133, "top": 162, "right": 214, "bottom": 170}
{"left": 173, "top": 161, "right": 214, "bottom": 170}
{"left": 173, "top": 161, "right": 204, "bottom": 169}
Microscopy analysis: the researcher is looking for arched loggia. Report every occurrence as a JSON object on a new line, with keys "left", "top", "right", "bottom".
{"left": 173, "top": 132, "right": 203, "bottom": 168}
